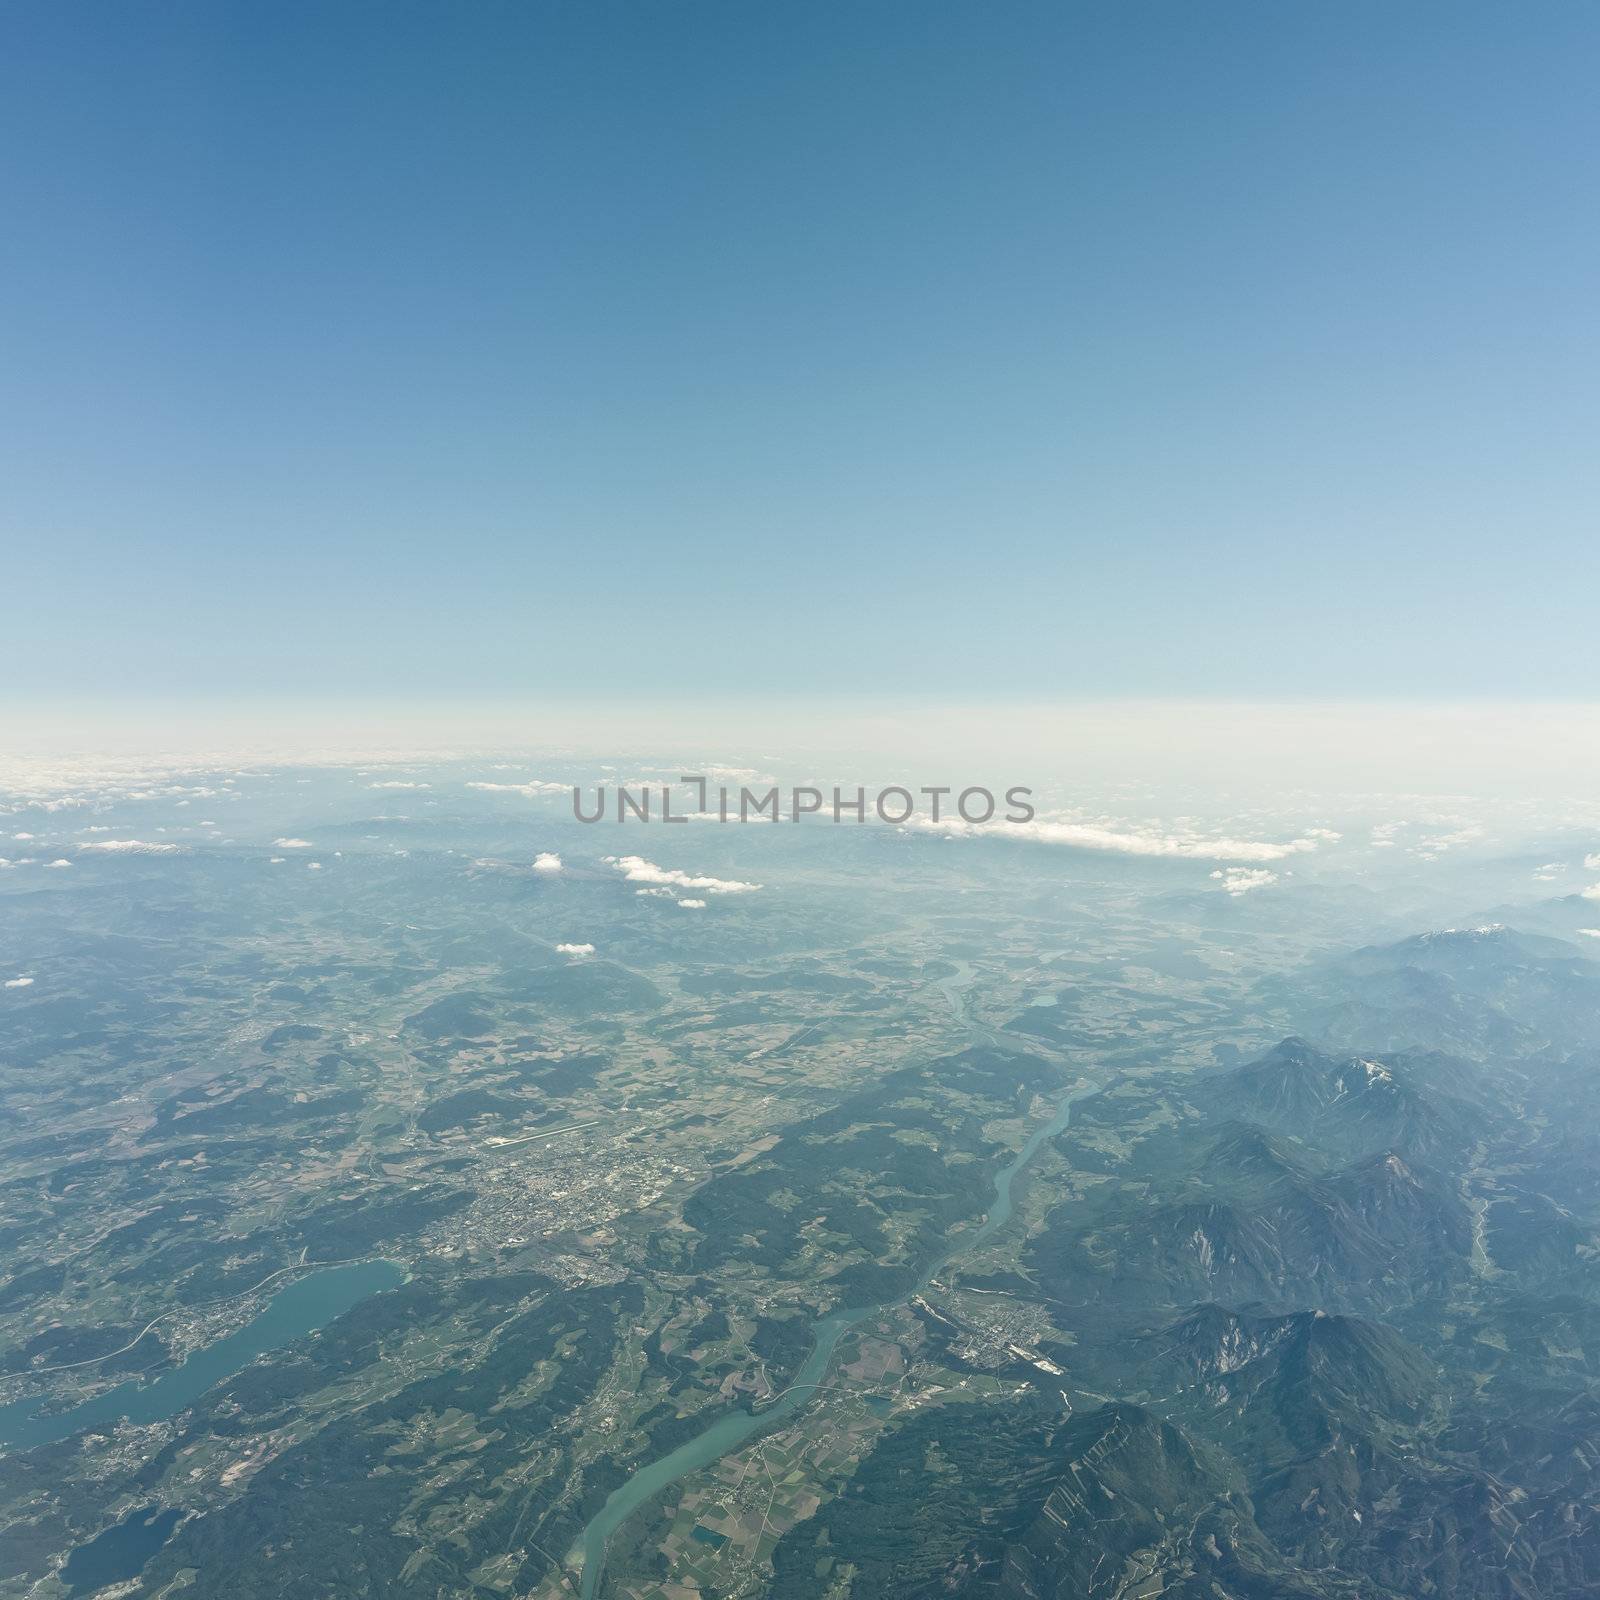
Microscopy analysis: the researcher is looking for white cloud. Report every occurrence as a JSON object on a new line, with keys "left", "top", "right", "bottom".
{"left": 269, "top": 857, "right": 286, "bottom": 864}
{"left": 466, "top": 780, "right": 566, "bottom": 797}
{"left": 677, "top": 898, "right": 707, "bottom": 909}
{"left": 1578, "top": 929, "right": 1600, "bottom": 939}
{"left": 555, "top": 942, "right": 595, "bottom": 956}
{"left": 681, "top": 802, "right": 779, "bottom": 824}
{"left": 1583, "top": 883, "right": 1600, "bottom": 902}
{"left": 910, "top": 816, "right": 1325, "bottom": 863}
{"left": 274, "top": 837, "right": 314, "bottom": 848}
{"left": 307, "top": 861, "right": 324, "bottom": 870}
{"left": 1211, "top": 867, "right": 1279, "bottom": 895}
{"left": 1413, "top": 825, "right": 1485, "bottom": 861}
{"left": 635, "top": 886, "right": 673, "bottom": 898}
{"left": 532, "top": 852, "right": 562, "bottom": 873}
{"left": 4, "top": 976, "right": 33, "bottom": 988}
{"left": 369, "top": 780, "right": 430, "bottom": 789}
{"left": 78, "top": 839, "right": 179, "bottom": 853}
{"left": 606, "top": 855, "right": 761, "bottom": 893}
{"left": 11, "top": 832, "right": 34, "bottom": 840}
{"left": 1586, "top": 852, "right": 1600, "bottom": 871}
{"left": 48, "top": 858, "right": 72, "bottom": 868}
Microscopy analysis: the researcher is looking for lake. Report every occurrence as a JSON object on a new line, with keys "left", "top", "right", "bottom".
{"left": 0, "top": 1259, "right": 405, "bottom": 1453}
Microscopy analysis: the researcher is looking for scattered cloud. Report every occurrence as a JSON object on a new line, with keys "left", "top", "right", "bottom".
{"left": 274, "top": 837, "right": 314, "bottom": 848}
{"left": 532, "top": 852, "right": 562, "bottom": 873}
{"left": 606, "top": 855, "right": 761, "bottom": 893}
{"left": 555, "top": 942, "right": 595, "bottom": 956}
{"left": 1583, "top": 883, "right": 1600, "bottom": 902}
{"left": 1586, "top": 852, "right": 1600, "bottom": 871}
{"left": 369, "top": 780, "right": 430, "bottom": 790}
{"left": 11, "top": 832, "right": 34, "bottom": 841}
{"left": 1533, "top": 863, "right": 1564, "bottom": 882}
{"left": 677, "top": 897, "right": 707, "bottom": 909}
{"left": 635, "top": 887, "right": 673, "bottom": 898}
{"left": 1211, "top": 867, "right": 1279, "bottom": 895}
{"left": 1578, "top": 929, "right": 1600, "bottom": 939}
{"left": 4, "top": 976, "right": 33, "bottom": 988}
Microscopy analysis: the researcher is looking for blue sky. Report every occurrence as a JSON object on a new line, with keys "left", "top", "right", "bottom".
{"left": 3, "top": 2, "right": 1597, "bottom": 706}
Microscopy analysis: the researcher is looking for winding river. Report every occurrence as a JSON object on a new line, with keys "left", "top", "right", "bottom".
{"left": 573, "top": 960, "right": 1078, "bottom": 1596}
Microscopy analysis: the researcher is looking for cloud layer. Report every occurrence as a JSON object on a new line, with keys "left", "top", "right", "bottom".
{"left": 910, "top": 815, "right": 1328, "bottom": 862}
{"left": 78, "top": 839, "right": 180, "bottom": 853}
